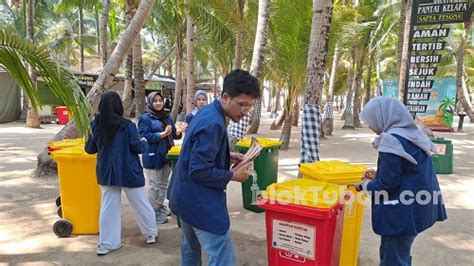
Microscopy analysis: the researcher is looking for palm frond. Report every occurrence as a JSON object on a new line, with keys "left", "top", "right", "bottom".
{"left": 0, "top": 30, "right": 91, "bottom": 136}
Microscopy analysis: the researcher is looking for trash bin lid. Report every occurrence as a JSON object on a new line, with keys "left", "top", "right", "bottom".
{"left": 262, "top": 179, "right": 345, "bottom": 209}
{"left": 48, "top": 138, "right": 85, "bottom": 152}
{"left": 236, "top": 138, "right": 282, "bottom": 149}
{"left": 299, "top": 160, "right": 367, "bottom": 184}
{"left": 167, "top": 145, "right": 181, "bottom": 156}
{"left": 50, "top": 145, "right": 95, "bottom": 160}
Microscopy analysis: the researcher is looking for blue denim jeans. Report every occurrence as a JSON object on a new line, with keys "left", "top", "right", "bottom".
{"left": 180, "top": 220, "right": 236, "bottom": 266}
{"left": 380, "top": 235, "right": 417, "bottom": 266}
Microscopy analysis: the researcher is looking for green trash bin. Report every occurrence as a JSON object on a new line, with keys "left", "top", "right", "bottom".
{"left": 166, "top": 145, "right": 181, "bottom": 227}
{"left": 431, "top": 137, "right": 453, "bottom": 174}
{"left": 235, "top": 138, "right": 282, "bottom": 213}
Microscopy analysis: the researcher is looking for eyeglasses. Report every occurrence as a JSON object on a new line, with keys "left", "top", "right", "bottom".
{"left": 231, "top": 98, "right": 254, "bottom": 112}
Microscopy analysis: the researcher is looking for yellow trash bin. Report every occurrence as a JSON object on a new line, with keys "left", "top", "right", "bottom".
{"left": 300, "top": 160, "right": 367, "bottom": 266}
{"left": 50, "top": 146, "right": 101, "bottom": 237}
{"left": 48, "top": 138, "right": 85, "bottom": 153}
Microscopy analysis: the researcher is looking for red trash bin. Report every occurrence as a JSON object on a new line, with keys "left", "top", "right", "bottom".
{"left": 259, "top": 179, "right": 345, "bottom": 266}
{"left": 56, "top": 106, "right": 70, "bottom": 125}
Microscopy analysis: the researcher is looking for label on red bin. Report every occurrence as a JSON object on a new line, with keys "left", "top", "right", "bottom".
{"left": 272, "top": 220, "right": 316, "bottom": 260}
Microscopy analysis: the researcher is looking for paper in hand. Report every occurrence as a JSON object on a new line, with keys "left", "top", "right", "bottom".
{"left": 231, "top": 137, "right": 262, "bottom": 171}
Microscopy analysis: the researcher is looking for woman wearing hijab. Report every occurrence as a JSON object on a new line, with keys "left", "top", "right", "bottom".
{"left": 356, "top": 96, "right": 447, "bottom": 266}
{"left": 185, "top": 89, "right": 208, "bottom": 124}
{"left": 85, "top": 91, "right": 158, "bottom": 256}
{"left": 139, "top": 92, "right": 187, "bottom": 224}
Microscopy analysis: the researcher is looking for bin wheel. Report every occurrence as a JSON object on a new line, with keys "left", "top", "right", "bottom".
{"left": 55, "top": 196, "right": 61, "bottom": 207}
{"left": 53, "top": 219, "right": 73, "bottom": 237}
{"left": 57, "top": 206, "right": 63, "bottom": 218}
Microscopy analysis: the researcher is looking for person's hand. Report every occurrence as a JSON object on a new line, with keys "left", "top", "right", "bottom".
{"left": 231, "top": 161, "right": 253, "bottom": 183}
{"left": 161, "top": 125, "right": 172, "bottom": 138}
{"left": 230, "top": 152, "right": 244, "bottom": 166}
{"left": 363, "top": 168, "right": 376, "bottom": 180}
{"left": 176, "top": 122, "right": 188, "bottom": 134}
{"left": 354, "top": 178, "right": 371, "bottom": 192}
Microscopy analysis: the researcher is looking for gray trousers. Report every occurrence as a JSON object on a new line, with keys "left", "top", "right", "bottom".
{"left": 144, "top": 164, "right": 171, "bottom": 211}
{"left": 98, "top": 186, "right": 157, "bottom": 250}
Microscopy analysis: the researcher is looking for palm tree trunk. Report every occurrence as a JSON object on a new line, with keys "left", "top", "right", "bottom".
{"left": 95, "top": 6, "right": 100, "bottom": 55}
{"left": 342, "top": 46, "right": 355, "bottom": 129}
{"left": 133, "top": 33, "right": 146, "bottom": 115}
{"left": 398, "top": 0, "right": 412, "bottom": 102}
{"left": 353, "top": 56, "right": 363, "bottom": 128}
{"left": 396, "top": 0, "right": 408, "bottom": 75}
{"left": 376, "top": 44, "right": 382, "bottom": 96}
{"left": 79, "top": 6, "right": 85, "bottom": 73}
{"left": 266, "top": 85, "right": 272, "bottom": 112}
{"left": 271, "top": 86, "right": 281, "bottom": 116}
{"left": 363, "top": 54, "right": 373, "bottom": 106}
{"left": 100, "top": 0, "right": 111, "bottom": 66}
{"left": 270, "top": 99, "right": 286, "bottom": 130}
{"left": 280, "top": 88, "right": 298, "bottom": 150}
{"left": 166, "top": 57, "right": 173, "bottom": 77}
{"left": 245, "top": 0, "right": 271, "bottom": 134}
{"left": 123, "top": 49, "right": 134, "bottom": 117}
{"left": 292, "top": 98, "right": 300, "bottom": 127}
{"left": 233, "top": 0, "right": 245, "bottom": 69}
{"left": 36, "top": 0, "right": 158, "bottom": 178}
{"left": 25, "top": 0, "right": 40, "bottom": 128}
{"left": 186, "top": 11, "right": 196, "bottom": 114}
{"left": 456, "top": 22, "right": 473, "bottom": 121}
{"left": 323, "top": 43, "right": 339, "bottom": 136}
{"left": 300, "top": 0, "right": 333, "bottom": 162}
{"left": 171, "top": 41, "right": 184, "bottom": 121}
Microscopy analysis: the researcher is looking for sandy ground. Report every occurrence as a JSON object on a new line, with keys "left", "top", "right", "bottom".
{"left": 0, "top": 111, "right": 473, "bottom": 265}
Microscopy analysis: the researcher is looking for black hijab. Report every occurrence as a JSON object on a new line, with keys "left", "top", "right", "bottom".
{"left": 146, "top": 91, "right": 173, "bottom": 149}
{"left": 95, "top": 91, "right": 131, "bottom": 147}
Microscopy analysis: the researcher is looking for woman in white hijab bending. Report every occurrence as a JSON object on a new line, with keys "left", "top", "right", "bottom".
{"left": 356, "top": 96, "right": 447, "bottom": 266}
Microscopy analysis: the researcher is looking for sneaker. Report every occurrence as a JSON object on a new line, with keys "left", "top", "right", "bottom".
{"left": 158, "top": 205, "right": 172, "bottom": 217}
{"left": 155, "top": 212, "right": 168, "bottom": 224}
{"left": 96, "top": 244, "right": 121, "bottom": 256}
{"left": 146, "top": 235, "right": 157, "bottom": 244}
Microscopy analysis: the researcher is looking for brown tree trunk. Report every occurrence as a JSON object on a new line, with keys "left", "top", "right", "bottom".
{"left": 100, "top": 0, "right": 111, "bottom": 66}
{"left": 279, "top": 91, "right": 295, "bottom": 150}
{"left": 25, "top": 0, "right": 40, "bottom": 128}
{"left": 95, "top": 6, "right": 100, "bottom": 55}
{"left": 233, "top": 0, "right": 245, "bottom": 69}
{"left": 171, "top": 41, "right": 184, "bottom": 121}
{"left": 266, "top": 85, "right": 273, "bottom": 112}
{"left": 323, "top": 44, "right": 339, "bottom": 136}
{"left": 398, "top": 0, "right": 412, "bottom": 102}
{"left": 186, "top": 9, "right": 196, "bottom": 114}
{"left": 245, "top": 0, "right": 271, "bottom": 134}
{"left": 146, "top": 46, "right": 175, "bottom": 80}
{"left": 123, "top": 49, "right": 134, "bottom": 117}
{"left": 133, "top": 34, "right": 146, "bottom": 115}
{"left": 292, "top": 98, "right": 300, "bottom": 127}
{"left": 79, "top": 7, "right": 85, "bottom": 72}
{"left": 363, "top": 54, "right": 373, "bottom": 106}
{"left": 270, "top": 104, "right": 286, "bottom": 130}
{"left": 353, "top": 52, "right": 364, "bottom": 128}
{"left": 271, "top": 86, "right": 281, "bottom": 115}
{"left": 342, "top": 46, "right": 355, "bottom": 129}
{"left": 456, "top": 22, "right": 474, "bottom": 121}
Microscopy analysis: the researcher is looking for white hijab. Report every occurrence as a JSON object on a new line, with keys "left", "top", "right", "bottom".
{"left": 359, "top": 97, "right": 436, "bottom": 164}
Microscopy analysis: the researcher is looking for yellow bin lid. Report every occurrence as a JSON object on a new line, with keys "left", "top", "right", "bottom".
{"left": 48, "top": 138, "right": 85, "bottom": 151}
{"left": 167, "top": 145, "right": 181, "bottom": 156}
{"left": 299, "top": 160, "right": 367, "bottom": 184}
{"left": 262, "top": 179, "right": 345, "bottom": 208}
{"left": 236, "top": 138, "right": 282, "bottom": 148}
{"left": 50, "top": 145, "right": 95, "bottom": 160}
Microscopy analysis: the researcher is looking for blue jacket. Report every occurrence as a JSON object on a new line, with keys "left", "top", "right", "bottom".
{"left": 167, "top": 100, "right": 233, "bottom": 235}
{"left": 366, "top": 134, "right": 447, "bottom": 236}
{"left": 85, "top": 120, "right": 146, "bottom": 187}
{"left": 138, "top": 113, "right": 181, "bottom": 169}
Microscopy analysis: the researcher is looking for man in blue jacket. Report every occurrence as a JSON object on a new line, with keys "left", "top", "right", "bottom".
{"left": 167, "top": 69, "right": 260, "bottom": 265}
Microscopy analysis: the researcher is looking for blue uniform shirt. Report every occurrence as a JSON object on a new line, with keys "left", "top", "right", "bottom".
{"left": 85, "top": 120, "right": 146, "bottom": 188}
{"left": 138, "top": 114, "right": 180, "bottom": 169}
{"left": 167, "top": 99, "right": 233, "bottom": 235}
{"left": 366, "top": 134, "right": 447, "bottom": 236}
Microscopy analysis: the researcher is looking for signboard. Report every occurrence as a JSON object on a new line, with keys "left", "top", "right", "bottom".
{"left": 383, "top": 78, "right": 456, "bottom": 128}
{"left": 402, "top": 0, "right": 472, "bottom": 130}
{"left": 272, "top": 219, "right": 316, "bottom": 260}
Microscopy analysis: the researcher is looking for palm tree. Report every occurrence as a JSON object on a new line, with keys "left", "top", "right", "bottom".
{"left": 25, "top": 0, "right": 40, "bottom": 129}
{"left": 397, "top": 0, "right": 412, "bottom": 102}
{"left": 233, "top": 0, "right": 245, "bottom": 69}
{"left": 100, "top": 0, "right": 111, "bottom": 66}
{"left": 300, "top": 0, "right": 333, "bottom": 160}
{"left": 456, "top": 21, "right": 473, "bottom": 121}
{"left": 227, "top": 0, "right": 270, "bottom": 138}
{"left": 185, "top": 1, "right": 196, "bottom": 114}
